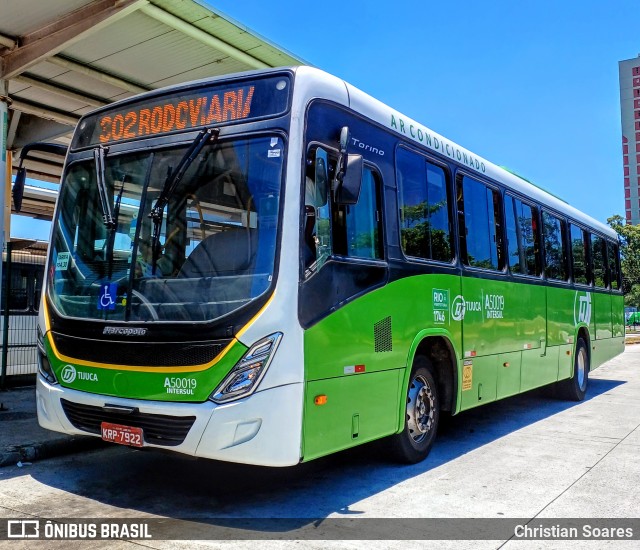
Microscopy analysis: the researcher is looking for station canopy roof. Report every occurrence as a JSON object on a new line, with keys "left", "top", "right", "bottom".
{"left": 0, "top": 0, "right": 303, "bottom": 220}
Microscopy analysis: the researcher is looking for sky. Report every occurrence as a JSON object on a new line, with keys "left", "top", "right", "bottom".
{"left": 206, "top": 0, "right": 637, "bottom": 222}
{"left": 11, "top": 0, "right": 639, "bottom": 239}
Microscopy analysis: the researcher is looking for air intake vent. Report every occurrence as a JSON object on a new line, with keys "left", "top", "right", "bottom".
{"left": 374, "top": 316, "right": 392, "bottom": 353}
{"left": 51, "top": 332, "right": 230, "bottom": 367}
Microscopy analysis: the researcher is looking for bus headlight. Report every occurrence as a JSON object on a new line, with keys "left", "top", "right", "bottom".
{"left": 210, "top": 332, "right": 282, "bottom": 403}
{"left": 37, "top": 328, "right": 58, "bottom": 384}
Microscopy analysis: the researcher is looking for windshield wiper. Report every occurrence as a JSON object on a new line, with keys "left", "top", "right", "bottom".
{"left": 94, "top": 145, "right": 115, "bottom": 229}
{"left": 105, "top": 176, "right": 126, "bottom": 278}
{"left": 149, "top": 127, "right": 219, "bottom": 274}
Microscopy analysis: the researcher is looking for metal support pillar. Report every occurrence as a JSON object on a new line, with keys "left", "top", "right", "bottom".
{"left": 0, "top": 79, "right": 7, "bottom": 387}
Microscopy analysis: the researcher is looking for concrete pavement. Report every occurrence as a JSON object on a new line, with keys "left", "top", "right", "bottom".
{"left": 1, "top": 336, "right": 638, "bottom": 469}
{"left": 0, "top": 384, "right": 104, "bottom": 468}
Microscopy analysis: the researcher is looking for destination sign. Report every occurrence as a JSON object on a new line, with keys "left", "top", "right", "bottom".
{"left": 72, "top": 75, "right": 290, "bottom": 149}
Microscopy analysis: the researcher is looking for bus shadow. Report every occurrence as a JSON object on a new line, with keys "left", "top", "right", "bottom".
{"left": 25, "top": 378, "right": 624, "bottom": 534}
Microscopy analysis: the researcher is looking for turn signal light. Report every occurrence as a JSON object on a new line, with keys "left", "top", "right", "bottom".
{"left": 314, "top": 395, "right": 328, "bottom": 406}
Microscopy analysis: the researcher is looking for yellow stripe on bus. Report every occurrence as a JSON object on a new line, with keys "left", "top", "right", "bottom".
{"left": 42, "top": 293, "right": 274, "bottom": 373}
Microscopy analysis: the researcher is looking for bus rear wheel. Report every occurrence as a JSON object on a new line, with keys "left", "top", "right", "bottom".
{"left": 558, "top": 338, "right": 589, "bottom": 401}
{"left": 390, "top": 357, "right": 440, "bottom": 464}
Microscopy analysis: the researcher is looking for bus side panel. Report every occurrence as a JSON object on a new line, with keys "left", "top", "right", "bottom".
{"left": 303, "top": 370, "right": 401, "bottom": 461}
{"left": 460, "top": 277, "right": 546, "bottom": 354}
{"left": 302, "top": 274, "right": 462, "bottom": 461}
{"left": 594, "top": 291, "right": 613, "bottom": 340}
{"left": 612, "top": 294, "right": 625, "bottom": 339}
{"left": 458, "top": 276, "right": 545, "bottom": 407}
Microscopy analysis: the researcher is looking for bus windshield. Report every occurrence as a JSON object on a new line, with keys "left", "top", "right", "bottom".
{"left": 48, "top": 135, "right": 284, "bottom": 323}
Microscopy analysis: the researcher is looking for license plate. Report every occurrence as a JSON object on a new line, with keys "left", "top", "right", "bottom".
{"left": 101, "top": 422, "right": 144, "bottom": 447}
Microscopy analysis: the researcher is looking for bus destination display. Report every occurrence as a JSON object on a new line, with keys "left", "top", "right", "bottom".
{"left": 72, "top": 75, "right": 290, "bottom": 149}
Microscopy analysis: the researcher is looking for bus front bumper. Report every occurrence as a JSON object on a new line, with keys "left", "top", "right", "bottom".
{"left": 36, "top": 376, "right": 303, "bottom": 467}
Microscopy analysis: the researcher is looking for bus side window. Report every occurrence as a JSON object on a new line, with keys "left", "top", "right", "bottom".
{"left": 608, "top": 240, "right": 621, "bottom": 291}
{"left": 505, "top": 194, "right": 540, "bottom": 276}
{"left": 542, "top": 211, "right": 568, "bottom": 281}
{"left": 569, "top": 224, "right": 589, "bottom": 285}
{"left": 397, "top": 147, "right": 452, "bottom": 262}
{"left": 457, "top": 175, "right": 503, "bottom": 270}
{"left": 304, "top": 150, "right": 383, "bottom": 275}
{"left": 591, "top": 234, "right": 607, "bottom": 288}
{"left": 333, "top": 166, "right": 383, "bottom": 260}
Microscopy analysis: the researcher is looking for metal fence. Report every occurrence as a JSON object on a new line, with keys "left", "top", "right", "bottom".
{"left": 0, "top": 242, "right": 46, "bottom": 387}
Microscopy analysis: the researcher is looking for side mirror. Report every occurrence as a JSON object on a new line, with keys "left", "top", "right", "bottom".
{"left": 12, "top": 142, "right": 68, "bottom": 213}
{"left": 12, "top": 167, "right": 26, "bottom": 213}
{"left": 332, "top": 125, "right": 362, "bottom": 204}
{"left": 335, "top": 154, "right": 363, "bottom": 205}
{"left": 334, "top": 126, "right": 350, "bottom": 185}
{"left": 314, "top": 147, "right": 329, "bottom": 207}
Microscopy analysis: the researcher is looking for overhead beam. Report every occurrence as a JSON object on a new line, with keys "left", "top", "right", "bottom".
{"left": 0, "top": 33, "right": 16, "bottom": 49}
{"left": 14, "top": 75, "right": 109, "bottom": 108}
{"left": 49, "top": 55, "right": 150, "bottom": 94}
{"left": 10, "top": 99, "right": 79, "bottom": 126}
{"left": 0, "top": 0, "right": 148, "bottom": 79}
{"left": 140, "top": 4, "right": 269, "bottom": 70}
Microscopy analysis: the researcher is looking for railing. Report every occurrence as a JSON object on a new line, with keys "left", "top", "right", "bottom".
{"left": 0, "top": 242, "right": 46, "bottom": 387}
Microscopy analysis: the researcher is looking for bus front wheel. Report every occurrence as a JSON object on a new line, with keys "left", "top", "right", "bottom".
{"left": 390, "top": 357, "right": 440, "bottom": 464}
{"left": 558, "top": 338, "right": 589, "bottom": 401}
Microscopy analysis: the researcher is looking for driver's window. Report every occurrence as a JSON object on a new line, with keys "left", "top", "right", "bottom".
{"left": 303, "top": 147, "right": 383, "bottom": 276}
{"left": 304, "top": 148, "right": 332, "bottom": 276}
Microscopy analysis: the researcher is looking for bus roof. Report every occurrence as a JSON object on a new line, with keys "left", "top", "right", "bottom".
{"left": 74, "top": 65, "right": 616, "bottom": 240}
{"left": 326, "top": 67, "right": 616, "bottom": 240}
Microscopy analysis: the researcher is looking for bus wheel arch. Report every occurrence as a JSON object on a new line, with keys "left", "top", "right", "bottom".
{"left": 577, "top": 326, "right": 591, "bottom": 364}
{"left": 413, "top": 335, "right": 457, "bottom": 413}
{"left": 558, "top": 332, "right": 590, "bottom": 401}
{"left": 389, "top": 335, "right": 457, "bottom": 464}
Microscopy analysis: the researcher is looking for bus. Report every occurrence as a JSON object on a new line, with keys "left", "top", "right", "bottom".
{"left": 34, "top": 66, "right": 625, "bottom": 466}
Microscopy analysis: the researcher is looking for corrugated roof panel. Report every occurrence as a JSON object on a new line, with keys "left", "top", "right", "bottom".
{"left": 60, "top": 11, "right": 171, "bottom": 63}
{"left": 12, "top": 85, "right": 90, "bottom": 114}
{"left": 7, "top": 80, "right": 30, "bottom": 94}
{"left": 153, "top": 0, "right": 302, "bottom": 65}
{"left": 25, "top": 61, "right": 69, "bottom": 81}
{"left": 4, "top": 0, "right": 305, "bottom": 206}
{"left": 0, "top": 0, "right": 90, "bottom": 36}
{"left": 48, "top": 70, "right": 133, "bottom": 101}
{"left": 89, "top": 30, "right": 237, "bottom": 85}
{"left": 150, "top": 59, "right": 250, "bottom": 88}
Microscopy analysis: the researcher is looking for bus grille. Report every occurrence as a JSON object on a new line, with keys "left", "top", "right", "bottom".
{"left": 60, "top": 399, "right": 196, "bottom": 447}
{"left": 51, "top": 332, "right": 231, "bottom": 367}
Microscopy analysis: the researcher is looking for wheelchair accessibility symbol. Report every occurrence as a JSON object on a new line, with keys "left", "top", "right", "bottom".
{"left": 98, "top": 283, "right": 118, "bottom": 310}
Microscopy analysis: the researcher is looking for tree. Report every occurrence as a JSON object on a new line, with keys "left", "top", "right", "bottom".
{"left": 607, "top": 215, "right": 640, "bottom": 307}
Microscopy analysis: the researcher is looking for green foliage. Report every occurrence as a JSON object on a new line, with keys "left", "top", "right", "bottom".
{"left": 608, "top": 215, "right": 640, "bottom": 307}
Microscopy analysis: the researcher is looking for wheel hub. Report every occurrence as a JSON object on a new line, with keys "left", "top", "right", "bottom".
{"left": 406, "top": 374, "right": 435, "bottom": 443}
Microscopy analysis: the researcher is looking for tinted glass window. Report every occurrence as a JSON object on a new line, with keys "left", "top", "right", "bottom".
{"left": 341, "top": 167, "right": 383, "bottom": 260}
{"left": 305, "top": 151, "right": 383, "bottom": 273}
{"left": 570, "top": 224, "right": 588, "bottom": 285}
{"left": 505, "top": 195, "right": 539, "bottom": 276}
{"left": 458, "top": 176, "right": 503, "bottom": 270}
{"left": 542, "top": 211, "right": 567, "bottom": 281}
{"left": 608, "top": 241, "right": 620, "bottom": 290}
{"left": 397, "top": 149, "right": 452, "bottom": 262}
{"left": 591, "top": 234, "right": 607, "bottom": 288}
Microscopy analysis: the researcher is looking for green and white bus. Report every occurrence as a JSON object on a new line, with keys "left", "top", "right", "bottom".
{"left": 35, "top": 66, "right": 624, "bottom": 466}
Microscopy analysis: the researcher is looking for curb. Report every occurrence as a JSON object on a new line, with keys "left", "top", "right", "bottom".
{"left": 0, "top": 436, "right": 107, "bottom": 468}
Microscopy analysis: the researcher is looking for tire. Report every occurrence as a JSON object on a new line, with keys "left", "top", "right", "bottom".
{"left": 389, "top": 357, "right": 440, "bottom": 464}
{"left": 557, "top": 337, "right": 589, "bottom": 401}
